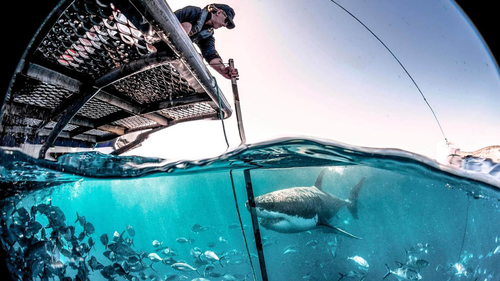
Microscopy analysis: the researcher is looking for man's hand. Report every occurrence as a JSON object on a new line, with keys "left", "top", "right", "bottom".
{"left": 209, "top": 58, "right": 239, "bottom": 80}
{"left": 226, "top": 66, "right": 239, "bottom": 80}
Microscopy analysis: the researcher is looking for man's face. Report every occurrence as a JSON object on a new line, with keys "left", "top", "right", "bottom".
{"left": 211, "top": 10, "right": 228, "bottom": 29}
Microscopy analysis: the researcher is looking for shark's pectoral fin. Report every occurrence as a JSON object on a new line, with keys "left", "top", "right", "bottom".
{"left": 318, "top": 219, "right": 361, "bottom": 240}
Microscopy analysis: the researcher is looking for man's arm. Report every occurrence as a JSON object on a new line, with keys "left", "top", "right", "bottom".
{"left": 199, "top": 37, "right": 238, "bottom": 79}
{"left": 174, "top": 6, "right": 200, "bottom": 24}
{"left": 180, "top": 22, "right": 192, "bottom": 35}
{"left": 208, "top": 57, "right": 238, "bottom": 79}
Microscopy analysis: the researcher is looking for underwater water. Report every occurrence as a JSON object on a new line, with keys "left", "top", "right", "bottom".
{"left": 0, "top": 138, "right": 499, "bottom": 281}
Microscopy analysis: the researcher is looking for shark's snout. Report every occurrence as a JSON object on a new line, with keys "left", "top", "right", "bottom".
{"left": 245, "top": 197, "right": 262, "bottom": 211}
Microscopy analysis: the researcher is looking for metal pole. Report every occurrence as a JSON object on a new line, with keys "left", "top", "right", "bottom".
{"left": 229, "top": 59, "right": 246, "bottom": 146}
{"left": 244, "top": 169, "right": 269, "bottom": 281}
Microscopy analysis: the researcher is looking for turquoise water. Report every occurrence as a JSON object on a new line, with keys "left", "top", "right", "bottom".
{"left": 1, "top": 138, "right": 499, "bottom": 281}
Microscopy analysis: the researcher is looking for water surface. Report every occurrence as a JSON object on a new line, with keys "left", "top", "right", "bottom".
{"left": 1, "top": 138, "right": 499, "bottom": 281}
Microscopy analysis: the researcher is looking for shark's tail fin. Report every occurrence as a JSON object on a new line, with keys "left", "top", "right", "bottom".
{"left": 348, "top": 177, "right": 365, "bottom": 219}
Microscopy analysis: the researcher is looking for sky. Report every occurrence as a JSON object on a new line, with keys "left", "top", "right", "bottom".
{"left": 125, "top": 0, "right": 500, "bottom": 161}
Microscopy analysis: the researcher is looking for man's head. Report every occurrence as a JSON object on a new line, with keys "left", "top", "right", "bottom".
{"left": 207, "top": 3, "right": 235, "bottom": 30}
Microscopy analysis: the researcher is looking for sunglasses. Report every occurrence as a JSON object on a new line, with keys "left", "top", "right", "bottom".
{"left": 219, "top": 10, "right": 231, "bottom": 25}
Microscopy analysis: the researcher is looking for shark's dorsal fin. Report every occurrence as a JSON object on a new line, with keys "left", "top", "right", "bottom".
{"left": 314, "top": 168, "right": 328, "bottom": 190}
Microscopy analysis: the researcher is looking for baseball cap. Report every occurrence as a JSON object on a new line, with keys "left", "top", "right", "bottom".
{"left": 210, "top": 3, "right": 235, "bottom": 29}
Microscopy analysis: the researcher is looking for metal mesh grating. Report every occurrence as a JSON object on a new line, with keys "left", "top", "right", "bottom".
{"left": 1, "top": 116, "right": 43, "bottom": 127}
{"left": 44, "top": 121, "right": 78, "bottom": 132}
{"left": 110, "top": 64, "right": 196, "bottom": 104}
{"left": 11, "top": 75, "right": 74, "bottom": 109}
{"left": 24, "top": 118, "right": 43, "bottom": 127}
{"left": 84, "top": 129, "right": 110, "bottom": 136}
{"left": 36, "top": 0, "right": 159, "bottom": 79}
{"left": 0, "top": 117, "right": 75, "bottom": 132}
{"left": 77, "top": 98, "right": 122, "bottom": 119}
{"left": 158, "top": 102, "right": 216, "bottom": 120}
{"left": 111, "top": 115, "right": 157, "bottom": 129}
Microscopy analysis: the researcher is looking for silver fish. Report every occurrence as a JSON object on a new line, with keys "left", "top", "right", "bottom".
{"left": 108, "top": 242, "right": 138, "bottom": 257}
{"left": 348, "top": 255, "right": 369, "bottom": 269}
{"left": 176, "top": 237, "right": 194, "bottom": 244}
{"left": 384, "top": 264, "right": 422, "bottom": 280}
{"left": 171, "top": 262, "right": 198, "bottom": 273}
{"left": 84, "top": 222, "right": 95, "bottom": 235}
{"left": 152, "top": 240, "right": 163, "bottom": 248}
{"left": 306, "top": 239, "right": 319, "bottom": 248}
{"left": 228, "top": 223, "right": 239, "bottom": 229}
{"left": 338, "top": 270, "right": 365, "bottom": 280}
{"left": 406, "top": 243, "right": 430, "bottom": 256}
{"left": 162, "top": 256, "right": 178, "bottom": 266}
{"left": 191, "top": 223, "right": 210, "bottom": 233}
{"left": 100, "top": 234, "right": 109, "bottom": 249}
{"left": 88, "top": 256, "right": 99, "bottom": 271}
{"left": 127, "top": 225, "right": 135, "bottom": 237}
{"left": 148, "top": 252, "right": 162, "bottom": 262}
{"left": 74, "top": 212, "right": 86, "bottom": 227}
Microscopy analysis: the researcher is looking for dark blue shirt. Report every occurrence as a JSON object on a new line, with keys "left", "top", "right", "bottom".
{"left": 174, "top": 6, "right": 221, "bottom": 62}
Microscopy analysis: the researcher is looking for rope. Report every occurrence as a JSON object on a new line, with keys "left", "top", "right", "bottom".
{"left": 229, "top": 170, "right": 258, "bottom": 281}
{"left": 212, "top": 76, "right": 230, "bottom": 149}
{"left": 329, "top": 0, "right": 448, "bottom": 145}
{"left": 458, "top": 195, "right": 471, "bottom": 262}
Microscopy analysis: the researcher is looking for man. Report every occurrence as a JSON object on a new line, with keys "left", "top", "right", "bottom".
{"left": 174, "top": 3, "right": 238, "bottom": 79}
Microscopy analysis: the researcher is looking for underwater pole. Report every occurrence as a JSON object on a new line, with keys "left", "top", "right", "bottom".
{"left": 244, "top": 169, "right": 269, "bottom": 281}
{"left": 229, "top": 59, "right": 247, "bottom": 146}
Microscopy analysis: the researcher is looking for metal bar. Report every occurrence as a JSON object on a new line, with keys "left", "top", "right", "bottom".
{"left": 6, "top": 126, "right": 98, "bottom": 143}
{"left": 26, "top": 63, "right": 153, "bottom": 117}
{"left": 68, "top": 126, "right": 94, "bottom": 138}
{"left": 97, "top": 125, "right": 126, "bottom": 136}
{"left": 148, "top": 94, "right": 212, "bottom": 112}
{"left": 93, "top": 52, "right": 176, "bottom": 88}
{"left": 25, "top": 64, "right": 171, "bottom": 127}
{"left": 37, "top": 52, "right": 176, "bottom": 158}
{"left": 229, "top": 59, "right": 246, "bottom": 145}
{"left": 26, "top": 63, "right": 82, "bottom": 93}
{"left": 166, "top": 112, "right": 219, "bottom": 126}
{"left": 2, "top": 103, "right": 103, "bottom": 130}
{"left": 243, "top": 169, "right": 269, "bottom": 281}
{"left": 38, "top": 86, "right": 101, "bottom": 158}
{"left": 2, "top": 126, "right": 37, "bottom": 135}
{"left": 69, "top": 111, "right": 131, "bottom": 138}
{"left": 136, "top": 0, "right": 233, "bottom": 118}
{"left": 95, "top": 90, "right": 143, "bottom": 115}
{"left": 141, "top": 113, "right": 170, "bottom": 126}
{"left": 2, "top": 103, "right": 51, "bottom": 122}
{"left": 95, "top": 91, "right": 170, "bottom": 126}
{"left": 110, "top": 127, "right": 163, "bottom": 155}
{"left": 39, "top": 52, "right": 176, "bottom": 128}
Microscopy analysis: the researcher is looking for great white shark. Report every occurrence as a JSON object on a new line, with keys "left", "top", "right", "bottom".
{"left": 246, "top": 168, "right": 365, "bottom": 239}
